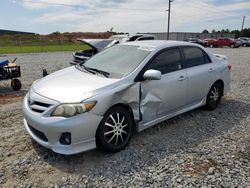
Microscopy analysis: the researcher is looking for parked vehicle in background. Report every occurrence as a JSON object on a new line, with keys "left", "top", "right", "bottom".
{"left": 109, "top": 34, "right": 129, "bottom": 43}
{"left": 71, "top": 34, "right": 156, "bottom": 65}
{"left": 127, "top": 34, "right": 156, "bottom": 41}
{"left": 70, "top": 39, "right": 119, "bottom": 65}
{"left": 203, "top": 38, "right": 216, "bottom": 46}
{"left": 204, "top": 38, "right": 239, "bottom": 48}
{"left": 238, "top": 37, "right": 250, "bottom": 47}
{"left": 109, "top": 34, "right": 156, "bottom": 42}
{"left": 23, "top": 41, "right": 231, "bottom": 155}
{"left": 183, "top": 38, "right": 205, "bottom": 46}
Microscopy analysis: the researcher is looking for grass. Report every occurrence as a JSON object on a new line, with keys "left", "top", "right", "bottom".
{"left": 0, "top": 44, "right": 89, "bottom": 54}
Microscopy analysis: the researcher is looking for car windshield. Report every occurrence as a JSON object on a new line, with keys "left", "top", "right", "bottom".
{"left": 82, "top": 45, "right": 151, "bottom": 78}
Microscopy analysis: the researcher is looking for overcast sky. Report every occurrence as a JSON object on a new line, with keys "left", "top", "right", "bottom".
{"left": 0, "top": 0, "right": 249, "bottom": 34}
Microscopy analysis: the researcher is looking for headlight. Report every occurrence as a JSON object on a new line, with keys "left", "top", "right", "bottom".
{"left": 51, "top": 101, "right": 97, "bottom": 118}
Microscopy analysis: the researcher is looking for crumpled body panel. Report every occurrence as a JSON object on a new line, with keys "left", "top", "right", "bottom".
{"left": 89, "top": 82, "right": 141, "bottom": 121}
{"left": 140, "top": 80, "right": 164, "bottom": 123}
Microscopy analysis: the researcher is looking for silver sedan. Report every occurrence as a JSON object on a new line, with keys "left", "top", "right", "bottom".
{"left": 22, "top": 41, "right": 231, "bottom": 155}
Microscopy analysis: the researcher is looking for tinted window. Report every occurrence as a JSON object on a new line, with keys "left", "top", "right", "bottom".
{"left": 147, "top": 48, "right": 182, "bottom": 74}
{"left": 183, "top": 47, "right": 208, "bottom": 68}
{"left": 204, "top": 52, "right": 211, "bottom": 63}
{"left": 138, "top": 37, "right": 154, "bottom": 41}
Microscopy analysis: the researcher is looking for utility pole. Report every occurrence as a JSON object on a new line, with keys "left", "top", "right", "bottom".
{"left": 167, "top": 0, "right": 174, "bottom": 40}
{"left": 241, "top": 16, "right": 246, "bottom": 33}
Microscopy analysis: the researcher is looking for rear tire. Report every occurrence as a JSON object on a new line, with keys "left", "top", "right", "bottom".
{"left": 11, "top": 78, "right": 22, "bottom": 91}
{"left": 96, "top": 106, "right": 133, "bottom": 153}
{"left": 205, "top": 82, "right": 223, "bottom": 110}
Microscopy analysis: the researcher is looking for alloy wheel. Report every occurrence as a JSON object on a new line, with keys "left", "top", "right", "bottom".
{"left": 96, "top": 106, "right": 133, "bottom": 152}
{"left": 206, "top": 82, "right": 222, "bottom": 110}
{"left": 104, "top": 112, "right": 129, "bottom": 146}
{"left": 208, "top": 85, "right": 220, "bottom": 105}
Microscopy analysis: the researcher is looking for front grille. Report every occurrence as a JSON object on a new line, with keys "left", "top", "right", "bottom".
{"left": 29, "top": 100, "right": 52, "bottom": 114}
{"left": 33, "top": 101, "right": 51, "bottom": 108}
{"left": 28, "top": 124, "right": 48, "bottom": 142}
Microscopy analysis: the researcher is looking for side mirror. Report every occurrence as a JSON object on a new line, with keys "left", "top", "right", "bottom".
{"left": 143, "top": 69, "right": 161, "bottom": 80}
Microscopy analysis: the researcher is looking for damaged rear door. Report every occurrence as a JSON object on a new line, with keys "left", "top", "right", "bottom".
{"left": 139, "top": 48, "right": 188, "bottom": 130}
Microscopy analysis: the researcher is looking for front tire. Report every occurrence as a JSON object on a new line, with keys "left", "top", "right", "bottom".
{"left": 205, "top": 82, "right": 223, "bottom": 110}
{"left": 96, "top": 106, "right": 133, "bottom": 153}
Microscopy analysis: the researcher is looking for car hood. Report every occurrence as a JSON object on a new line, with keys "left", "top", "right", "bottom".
{"left": 77, "top": 39, "right": 116, "bottom": 52}
{"left": 32, "top": 66, "right": 119, "bottom": 103}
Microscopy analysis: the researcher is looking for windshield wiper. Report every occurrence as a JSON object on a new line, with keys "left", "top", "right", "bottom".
{"left": 81, "top": 65, "right": 96, "bottom": 75}
{"left": 79, "top": 64, "right": 110, "bottom": 78}
{"left": 85, "top": 67, "right": 110, "bottom": 78}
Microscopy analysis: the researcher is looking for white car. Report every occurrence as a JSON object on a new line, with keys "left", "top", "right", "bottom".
{"left": 22, "top": 41, "right": 231, "bottom": 155}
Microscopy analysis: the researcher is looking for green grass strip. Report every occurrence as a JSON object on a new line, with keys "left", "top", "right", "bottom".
{"left": 0, "top": 44, "right": 89, "bottom": 54}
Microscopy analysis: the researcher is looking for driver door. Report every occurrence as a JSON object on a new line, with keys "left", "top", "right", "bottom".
{"left": 140, "top": 48, "right": 188, "bottom": 124}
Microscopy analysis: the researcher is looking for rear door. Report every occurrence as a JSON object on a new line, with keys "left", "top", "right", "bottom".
{"left": 181, "top": 46, "right": 215, "bottom": 106}
{"left": 140, "top": 48, "right": 188, "bottom": 123}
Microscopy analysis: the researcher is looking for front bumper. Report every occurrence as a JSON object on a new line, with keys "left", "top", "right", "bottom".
{"left": 22, "top": 94, "right": 103, "bottom": 155}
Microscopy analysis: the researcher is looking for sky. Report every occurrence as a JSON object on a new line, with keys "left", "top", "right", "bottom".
{"left": 0, "top": 0, "right": 249, "bottom": 35}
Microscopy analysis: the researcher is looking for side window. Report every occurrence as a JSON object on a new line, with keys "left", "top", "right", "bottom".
{"left": 203, "top": 52, "right": 211, "bottom": 63}
{"left": 147, "top": 48, "right": 182, "bottom": 74}
{"left": 182, "top": 47, "right": 208, "bottom": 68}
{"left": 138, "top": 37, "right": 154, "bottom": 41}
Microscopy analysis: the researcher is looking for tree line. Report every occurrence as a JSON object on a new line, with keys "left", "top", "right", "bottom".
{"left": 202, "top": 28, "right": 250, "bottom": 38}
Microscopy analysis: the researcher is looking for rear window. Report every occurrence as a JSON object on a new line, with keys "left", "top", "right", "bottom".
{"left": 182, "top": 47, "right": 211, "bottom": 68}
{"left": 137, "top": 37, "right": 155, "bottom": 41}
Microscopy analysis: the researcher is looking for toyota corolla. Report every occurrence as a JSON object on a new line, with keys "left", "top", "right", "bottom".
{"left": 22, "top": 41, "right": 231, "bottom": 155}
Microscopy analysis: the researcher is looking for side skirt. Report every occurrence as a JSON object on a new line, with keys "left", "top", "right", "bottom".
{"left": 137, "top": 98, "right": 206, "bottom": 132}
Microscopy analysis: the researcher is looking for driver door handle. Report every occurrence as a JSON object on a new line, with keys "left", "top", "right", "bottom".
{"left": 177, "top": 75, "right": 186, "bottom": 81}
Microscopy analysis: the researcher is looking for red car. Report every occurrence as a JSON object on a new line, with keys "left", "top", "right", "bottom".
{"left": 204, "top": 38, "right": 239, "bottom": 48}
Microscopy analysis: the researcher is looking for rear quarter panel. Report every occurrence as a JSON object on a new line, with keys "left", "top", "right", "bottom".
{"left": 211, "top": 55, "right": 231, "bottom": 94}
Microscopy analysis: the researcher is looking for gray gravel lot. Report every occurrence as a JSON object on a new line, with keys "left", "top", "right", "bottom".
{"left": 0, "top": 48, "right": 249, "bottom": 187}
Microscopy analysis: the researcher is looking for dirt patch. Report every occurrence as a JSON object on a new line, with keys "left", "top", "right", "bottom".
{"left": 0, "top": 95, "right": 24, "bottom": 104}
{"left": 182, "top": 159, "right": 220, "bottom": 177}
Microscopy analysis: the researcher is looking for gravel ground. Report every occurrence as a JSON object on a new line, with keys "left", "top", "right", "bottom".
{"left": 0, "top": 48, "right": 249, "bottom": 187}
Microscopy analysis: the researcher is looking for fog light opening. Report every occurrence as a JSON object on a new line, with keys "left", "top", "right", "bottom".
{"left": 59, "top": 133, "right": 71, "bottom": 145}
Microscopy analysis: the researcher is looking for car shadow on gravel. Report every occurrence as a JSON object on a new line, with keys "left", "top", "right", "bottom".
{"left": 31, "top": 98, "right": 250, "bottom": 178}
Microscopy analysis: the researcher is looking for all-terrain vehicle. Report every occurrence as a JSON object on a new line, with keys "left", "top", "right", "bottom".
{"left": 0, "top": 58, "right": 22, "bottom": 90}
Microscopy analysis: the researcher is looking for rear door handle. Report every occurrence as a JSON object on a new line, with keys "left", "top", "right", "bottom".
{"left": 177, "top": 75, "right": 186, "bottom": 81}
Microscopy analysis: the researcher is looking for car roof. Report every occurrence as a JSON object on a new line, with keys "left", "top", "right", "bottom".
{"left": 119, "top": 40, "right": 201, "bottom": 49}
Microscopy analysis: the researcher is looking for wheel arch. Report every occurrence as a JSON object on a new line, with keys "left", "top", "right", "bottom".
{"left": 107, "top": 103, "right": 136, "bottom": 125}
{"left": 95, "top": 103, "right": 136, "bottom": 136}
{"left": 213, "top": 79, "right": 224, "bottom": 95}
